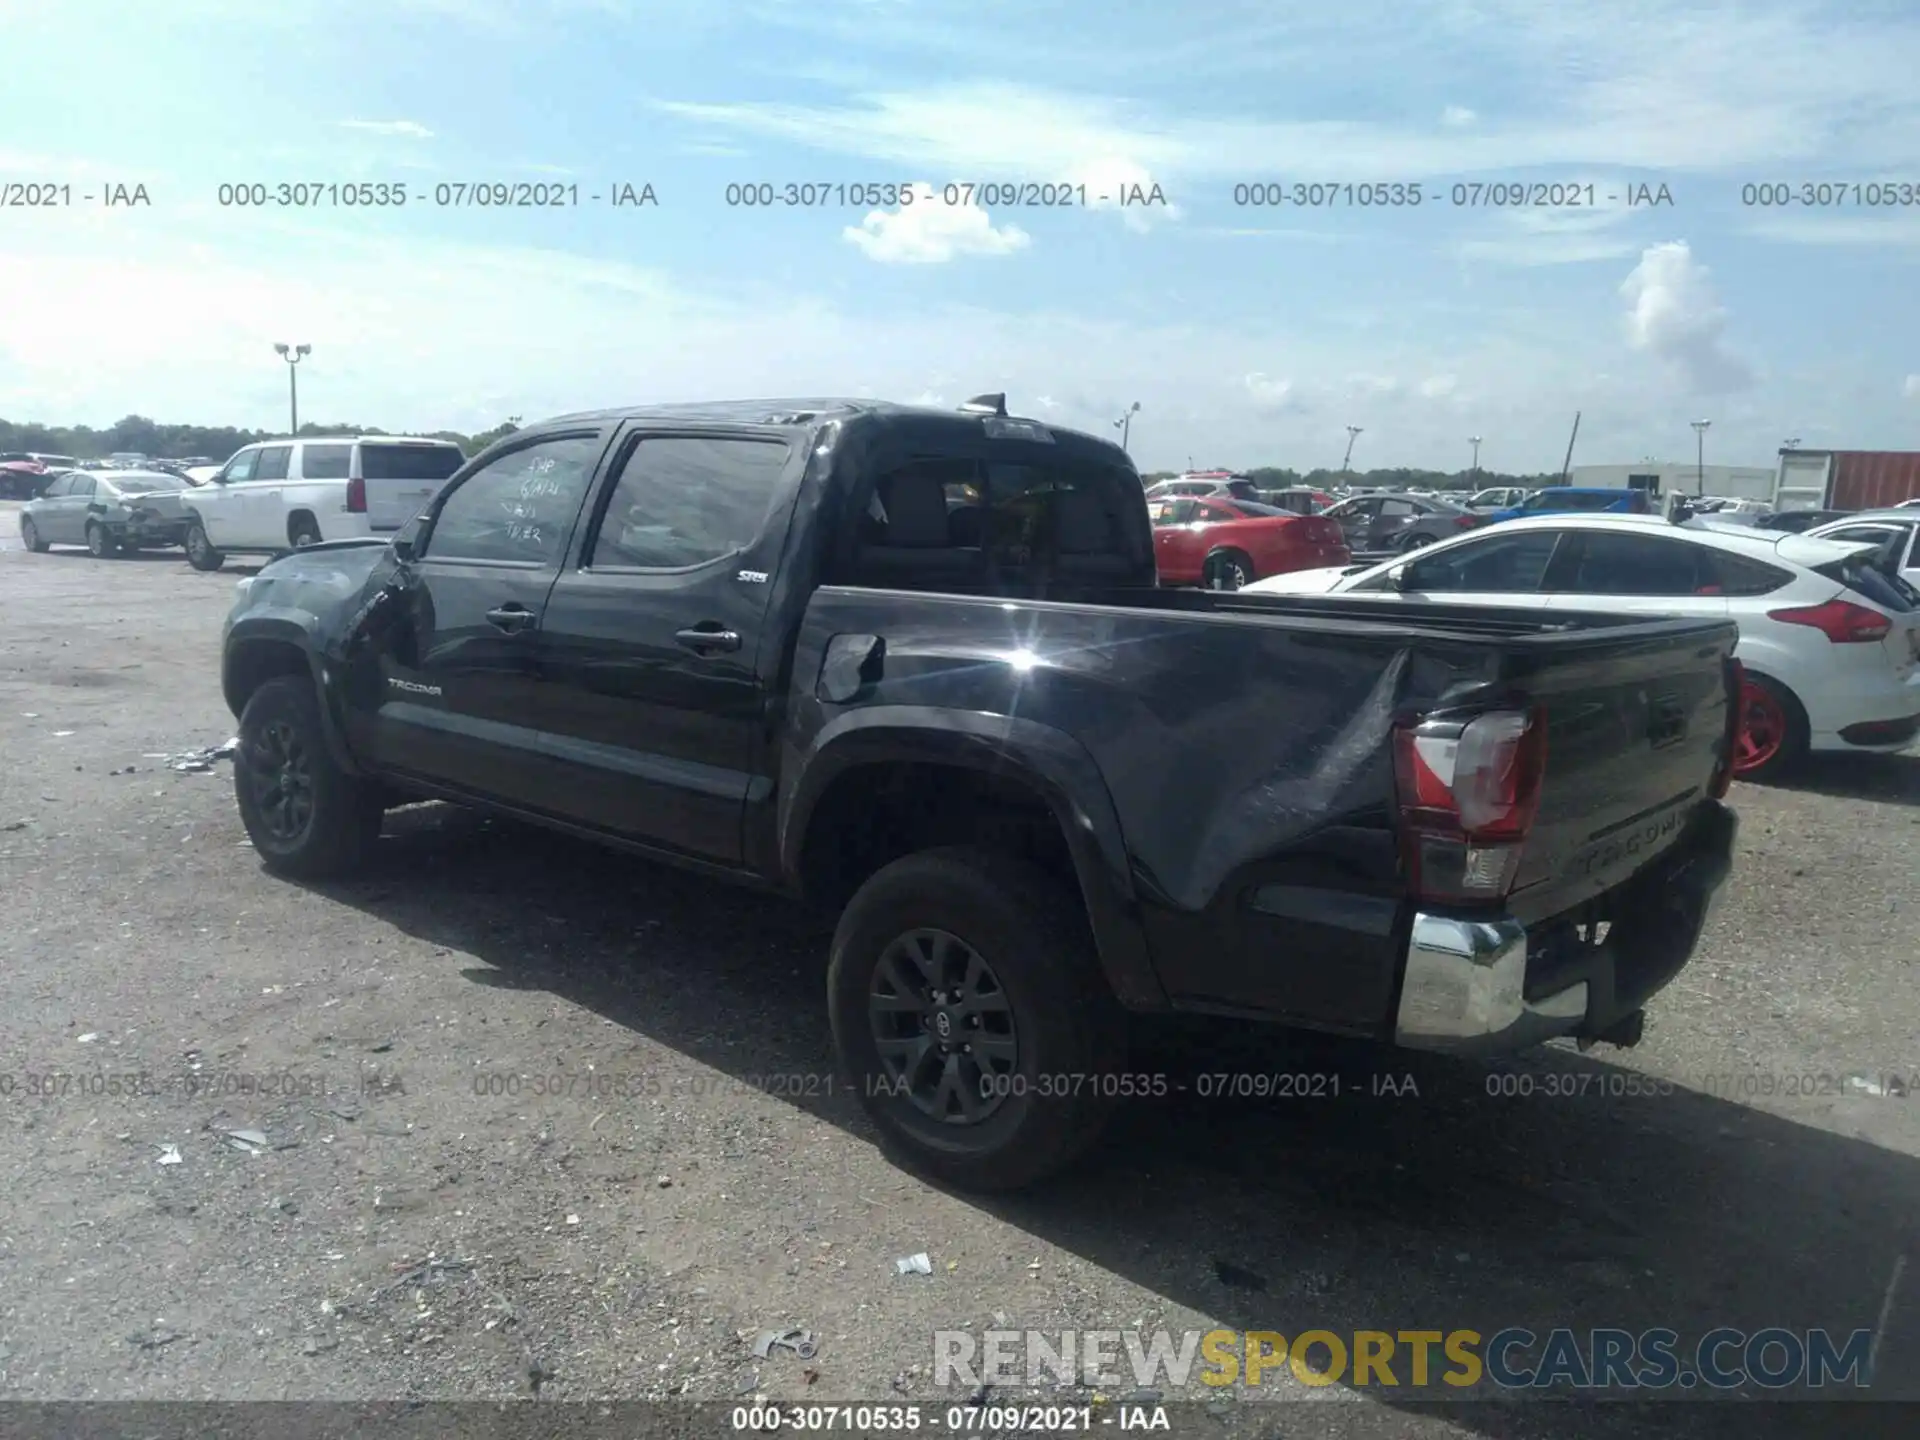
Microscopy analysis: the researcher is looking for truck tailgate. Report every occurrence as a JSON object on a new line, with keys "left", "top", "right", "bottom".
{"left": 1489, "top": 611, "right": 1736, "bottom": 923}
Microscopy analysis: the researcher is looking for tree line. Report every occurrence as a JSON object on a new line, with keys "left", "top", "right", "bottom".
{"left": 2, "top": 413, "right": 1555, "bottom": 490}
{"left": 0, "top": 414, "right": 523, "bottom": 462}
{"left": 1142, "top": 465, "right": 1563, "bottom": 492}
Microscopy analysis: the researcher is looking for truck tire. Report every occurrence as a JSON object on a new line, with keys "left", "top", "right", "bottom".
{"left": 20, "top": 515, "right": 48, "bottom": 552}
{"left": 234, "top": 676, "right": 384, "bottom": 878}
{"left": 1732, "top": 671, "right": 1809, "bottom": 783}
{"left": 828, "top": 846, "right": 1125, "bottom": 1191}
{"left": 185, "top": 520, "right": 224, "bottom": 571}
{"left": 85, "top": 521, "right": 120, "bottom": 559}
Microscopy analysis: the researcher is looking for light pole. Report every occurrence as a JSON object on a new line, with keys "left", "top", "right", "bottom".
{"left": 273, "top": 343, "right": 311, "bottom": 435}
{"left": 1342, "top": 424, "right": 1363, "bottom": 474}
{"left": 1468, "top": 434, "right": 1482, "bottom": 487}
{"left": 1782, "top": 435, "right": 1800, "bottom": 451}
{"left": 1690, "top": 419, "right": 1711, "bottom": 495}
{"left": 1112, "top": 401, "right": 1140, "bottom": 453}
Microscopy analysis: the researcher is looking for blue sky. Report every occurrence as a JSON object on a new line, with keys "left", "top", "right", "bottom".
{"left": 2, "top": 0, "right": 1917, "bottom": 472}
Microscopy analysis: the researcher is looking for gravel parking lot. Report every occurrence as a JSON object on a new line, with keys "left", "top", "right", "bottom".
{"left": 2, "top": 504, "right": 1915, "bottom": 1438}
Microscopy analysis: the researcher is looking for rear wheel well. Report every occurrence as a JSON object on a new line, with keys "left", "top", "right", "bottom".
{"left": 287, "top": 511, "right": 321, "bottom": 544}
{"left": 798, "top": 762, "right": 1083, "bottom": 918}
{"left": 224, "top": 639, "right": 312, "bottom": 718}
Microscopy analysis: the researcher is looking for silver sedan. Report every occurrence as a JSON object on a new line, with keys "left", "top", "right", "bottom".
{"left": 18, "top": 469, "right": 197, "bottom": 557}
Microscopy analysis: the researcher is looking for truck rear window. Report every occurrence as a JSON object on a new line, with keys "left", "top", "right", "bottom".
{"left": 359, "top": 443, "right": 463, "bottom": 481}
{"left": 846, "top": 452, "right": 1145, "bottom": 593}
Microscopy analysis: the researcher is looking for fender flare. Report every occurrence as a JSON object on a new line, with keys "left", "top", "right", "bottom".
{"left": 222, "top": 614, "right": 365, "bottom": 777}
{"left": 778, "top": 706, "right": 1167, "bottom": 1011}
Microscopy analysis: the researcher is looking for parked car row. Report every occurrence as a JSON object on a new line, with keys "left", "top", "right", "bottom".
{"left": 12, "top": 434, "right": 467, "bottom": 569}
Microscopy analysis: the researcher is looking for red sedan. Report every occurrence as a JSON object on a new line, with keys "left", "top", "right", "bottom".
{"left": 1150, "top": 496, "right": 1351, "bottom": 590}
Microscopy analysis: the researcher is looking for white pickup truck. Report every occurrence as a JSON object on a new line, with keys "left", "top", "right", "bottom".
{"left": 184, "top": 435, "right": 465, "bottom": 571}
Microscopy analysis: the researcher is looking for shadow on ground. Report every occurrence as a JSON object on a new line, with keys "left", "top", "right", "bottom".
{"left": 1748, "top": 752, "right": 1920, "bottom": 810}
{"left": 300, "top": 804, "right": 1916, "bottom": 1436}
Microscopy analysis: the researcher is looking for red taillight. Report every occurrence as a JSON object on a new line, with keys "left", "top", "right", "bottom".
{"left": 1766, "top": 598, "right": 1889, "bottom": 643}
{"left": 1391, "top": 706, "right": 1547, "bottom": 905}
{"left": 1718, "top": 660, "right": 1742, "bottom": 789}
{"left": 345, "top": 475, "right": 366, "bottom": 513}
{"left": 1454, "top": 514, "right": 1481, "bottom": 529}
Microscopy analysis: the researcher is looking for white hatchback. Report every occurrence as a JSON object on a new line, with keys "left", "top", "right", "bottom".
{"left": 1243, "top": 512, "right": 1920, "bottom": 780}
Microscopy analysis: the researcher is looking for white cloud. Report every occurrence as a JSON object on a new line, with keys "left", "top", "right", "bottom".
{"left": 1063, "top": 156, "right": 1181, "bottom": 232}
{"left": 1346, "top": 374, "right": 1401, "bottom": 398}
{"left": 1441, "top": 105, "right": 1476, "bottom": 128}
{"left": 1619, "top": 242, "right": 1755, "bottom": 395}
{"left": 842, "top": 183, "right": 1030, "bottom": 263}
{"left": 1905, "top": 375, "right": 1920, "bottom": 400}
{"left": 338, "top": 119, "right": 434, "bottom": 138}
{"left": 1741, "top": 212, "right": 1920, "bottom": 249}
{"left": 1243, "top": 373, "right": 1301, "bottom": 413}
{"left": 652, "top": 0, "right": 1920, "bottom": 186}
{"left": 1456, "top": 201, "right": 1644, "bottom": 267}
{"left": 1417, "top": 374, "right": 1458, "bottom": 399}
{"left": 0, "top": 216, "right": 1886, "bottom": 472}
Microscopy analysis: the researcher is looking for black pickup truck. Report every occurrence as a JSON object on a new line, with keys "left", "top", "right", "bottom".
{"left": 221, "top": 395, "right": 1741, "bottom": 1189}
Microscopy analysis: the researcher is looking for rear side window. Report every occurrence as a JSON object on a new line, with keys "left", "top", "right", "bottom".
{"left": 589, "top": 435, "right": 790, "bottom": 569}
{"left": 1562, "top": 532, "right": 1709, "bottom": 595}
{"left": 1708, "top": 551, "right": 1792, "bottom": 596}
{"left": 301, "top": 444, "right": 352, "bottom": 479}
{"left": 360, "top": 443, "right": 464, "bottom": 481}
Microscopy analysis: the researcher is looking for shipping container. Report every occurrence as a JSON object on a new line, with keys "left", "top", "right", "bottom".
{"left": 1772, "top": 450, "right": 1920, "bottom": 511}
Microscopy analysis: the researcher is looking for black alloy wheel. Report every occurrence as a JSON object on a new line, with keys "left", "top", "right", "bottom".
{"left": 246, "top": 718, "right": 315, "bottom": 845}
{"left": 868, "top": 927, "right": 1020, "bottom": 1125}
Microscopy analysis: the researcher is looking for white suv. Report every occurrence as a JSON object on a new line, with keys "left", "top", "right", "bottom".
{"left": 184, "top": 435, "right": 465, "bottom": 571}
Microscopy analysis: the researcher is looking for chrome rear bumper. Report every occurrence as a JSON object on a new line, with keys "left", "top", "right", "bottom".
{"left": 1393, "top": 914, "right": 1588, "bottom": 1053}
{"left": 1392, "top": 801, "right": 1737, "bottom": 1055}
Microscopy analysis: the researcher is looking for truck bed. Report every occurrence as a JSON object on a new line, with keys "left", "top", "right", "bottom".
{"left": 792, "top": 583, "right": 1737, "bottom": 1029}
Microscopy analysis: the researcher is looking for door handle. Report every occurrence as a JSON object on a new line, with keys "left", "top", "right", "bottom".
{"left": 675, "top": 626, "right": 742, "bottom": 653}
{"left": 486, "top": 604, "right": 537, "bottom": 633}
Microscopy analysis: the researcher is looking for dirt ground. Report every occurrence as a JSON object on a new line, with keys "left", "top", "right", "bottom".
{"left": 1, "top": 505, "right": 1916, "bottom": 1438}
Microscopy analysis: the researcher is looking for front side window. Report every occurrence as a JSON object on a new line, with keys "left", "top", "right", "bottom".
{"left": 221, "top": 450, "right": 258, "bottom": 483}
{"left": 1399, "top": 530, "right": 1563, "bottom": 593}
{"left": 254, "top": 446, "right": 292, "bottom": 481}
{"left": 424, "top": 433, "right": 603, "bottom": 565}
{"left": 589, "top": 435, "right": 790, "bottom": 569}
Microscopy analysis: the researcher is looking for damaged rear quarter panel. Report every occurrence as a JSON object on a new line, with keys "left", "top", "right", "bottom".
{"left": 785, "top": 588, "right": 1495, "bottom": 1029}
